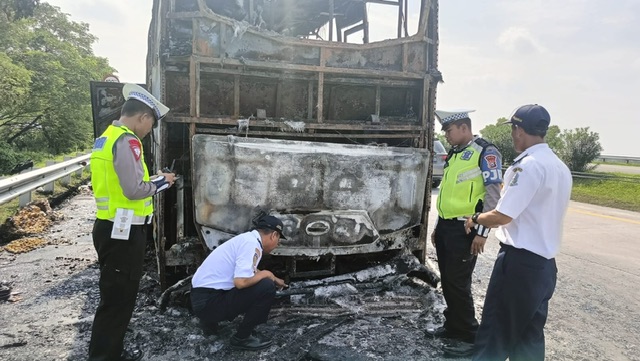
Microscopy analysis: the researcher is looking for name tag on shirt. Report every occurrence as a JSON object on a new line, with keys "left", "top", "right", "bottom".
{"left": 111, "top": 208, "right": 133, "bottom": 240}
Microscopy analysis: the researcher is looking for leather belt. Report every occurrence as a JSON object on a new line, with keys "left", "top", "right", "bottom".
{"left": 108, "top": 214, "right": 153, "bottom": 225}
{"left": 443, "top": 216, "right": 468, "bottom": 222}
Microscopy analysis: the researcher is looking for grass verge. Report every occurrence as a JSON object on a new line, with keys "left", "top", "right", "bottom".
{"left": 571, "top": 172, "right": 640, "bottom": 212}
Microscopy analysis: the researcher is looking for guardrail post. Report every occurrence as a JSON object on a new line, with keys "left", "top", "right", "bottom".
{"left": 75, "top": 153, "right": 84, "bottom": 177}
{"left": 18, "top": 167, "right": 33, "bottom": 207}
{"left": 43, "top": 161, "right": 56, "bottom": 193}
{"left": 60, "top": 156, "right": 72, "bottom": 186}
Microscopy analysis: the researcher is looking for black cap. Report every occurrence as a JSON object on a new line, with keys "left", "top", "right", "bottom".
{"left": 254, "top": 215, "right": 286, "bottom": 240}
{"left": 503, "top": 104, "right": 550, "bottom": 134}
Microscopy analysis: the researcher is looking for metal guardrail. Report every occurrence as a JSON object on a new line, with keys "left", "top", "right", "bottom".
{"left": 597, "top": 155, "right": 640, "bottom": 164}
{"left": 571, "top": 171, "right": 640, "bottom": 183}
{"left": 0, "top": 154, "right": 91, "bottom": 206}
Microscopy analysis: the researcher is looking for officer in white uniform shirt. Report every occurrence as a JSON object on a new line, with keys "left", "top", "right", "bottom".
{"left": 190, "top": 215, "right": 287, "bottom": 351}
{"left": 452, "top": 104, "right": 572, "bottom": 360}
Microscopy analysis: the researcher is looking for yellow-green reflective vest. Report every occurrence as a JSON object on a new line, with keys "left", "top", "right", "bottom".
{"left": 91, "top": 125, "right": 153, "bottom": 220}
{"left": 437, "top": 140, "right": 487, "bottom": 219}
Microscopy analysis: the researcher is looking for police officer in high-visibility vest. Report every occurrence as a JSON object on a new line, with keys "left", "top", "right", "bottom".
{"left": 88, "top": 83, "right": 176, "bottom": 361}
{"left": 426, "top": 109, "right": 503, "bottom": 353}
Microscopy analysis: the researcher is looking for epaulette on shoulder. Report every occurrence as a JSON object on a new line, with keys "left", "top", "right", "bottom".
{"left": 474, "top": 137, "right": 495, "bottom": 149}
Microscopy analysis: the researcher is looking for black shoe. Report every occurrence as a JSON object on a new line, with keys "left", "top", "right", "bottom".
{"left": 230, "top": 334, "right": 273, "bottom": 351}
{"left": 120, "top": 348, "right": 144, "bottom": 361}
{"left": 425, "top": 326, "right": 457, "bottom": 339}
{"left": 442, "top": 341, "right": 474, "bottom": 359}
{"left": 426, "top": 327, "right": 475, "bottom": 343}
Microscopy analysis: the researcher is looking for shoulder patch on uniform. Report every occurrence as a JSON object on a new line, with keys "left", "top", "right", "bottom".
{"left": 128, "top": 139, "right": 142, "bottom": 161}
{"left": 93, "top": 137, "right": 107, "bottom": 151}
{"left": 481, "top": 147, "right": 503, "bottom": 184}
{"left": 252, "top": 247, "right": 261, "bottom": 273}
{"left": 509, "top": 167, "right": 524, "bottom": 186}
{"left": 484, "top": 154, "right": 498, "bottom": 169}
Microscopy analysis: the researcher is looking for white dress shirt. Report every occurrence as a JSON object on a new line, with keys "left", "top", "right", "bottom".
{"left": 495, "top": 143, "right": 572, "bottom": 259}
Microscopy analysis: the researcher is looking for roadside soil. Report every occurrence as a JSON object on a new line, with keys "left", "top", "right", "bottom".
{"left": 0, "top": 191, "right": 638, "bottom": 360}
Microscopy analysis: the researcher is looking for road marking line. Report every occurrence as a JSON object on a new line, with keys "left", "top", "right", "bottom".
{"left": 569, "top": 208, "right": 640, "bottom": 225}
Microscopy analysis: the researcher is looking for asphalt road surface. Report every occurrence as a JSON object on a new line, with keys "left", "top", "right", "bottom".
{"left": 544, "top": 201, "right": 640, "bottom": 360}
{"left": 428, "top": 186, "right": 640, "bottom": 360}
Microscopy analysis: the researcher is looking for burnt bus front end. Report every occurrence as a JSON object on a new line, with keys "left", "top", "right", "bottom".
{"left": 146, "top": 0, "right": 441, "bottom": 287}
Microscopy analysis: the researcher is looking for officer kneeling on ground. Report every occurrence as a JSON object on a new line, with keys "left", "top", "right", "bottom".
{"left": 191, "top": 215, "right": 288, "bottom": 351}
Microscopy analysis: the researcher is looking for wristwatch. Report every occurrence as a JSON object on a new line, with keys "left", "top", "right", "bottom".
{"left": 471, "top": 212, "right": 481, "bottom": 224}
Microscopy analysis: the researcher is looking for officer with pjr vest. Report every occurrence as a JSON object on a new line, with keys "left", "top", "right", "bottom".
{"left": 88, "top": 84, "right": 176, "bottom": 361}
{"left": 426, "top": 109, "right": 503, "bottom": 356}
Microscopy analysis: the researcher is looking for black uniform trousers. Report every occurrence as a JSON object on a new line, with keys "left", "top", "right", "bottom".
{"left": 88, "top": 219, "right": 147, "bottom": 361}
{"left": 434, "top": 217, "right": 479, "bottom": 342}
{"left": 473, "top": 244, "right": 557, "bottom": 361}
{"left": 191, "top": 278, "right": 276, "bottom": 338}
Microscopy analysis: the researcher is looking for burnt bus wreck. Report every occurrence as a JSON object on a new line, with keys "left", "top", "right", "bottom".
{"left": 140, "top": 0, "right": 440, "bottom": 288}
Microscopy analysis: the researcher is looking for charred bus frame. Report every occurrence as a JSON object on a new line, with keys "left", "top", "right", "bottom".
{"left": 144, "top": 0, "right": 440, "bottom": 288}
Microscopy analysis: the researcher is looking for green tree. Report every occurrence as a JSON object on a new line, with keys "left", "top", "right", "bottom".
{"left": 0, "top": 0, "right": 39, "bottom": 21}
{"left": 558, "top": 127, "right": 603, "bottom": 172}
{"left": 480, "top": 120, "right": 565, "bottom": 165}
{"left": 435, "top": 132, "right": 450, "bottom": 151}
{"left": 0, "top": 2, "right": 114, "bottom": 155}
{"left": 0, "top": 52, "right": 31, "bottom": 111}
{"left": 479, "top": 118, "right": 518, "bottom": 165}
{"left": 545, "top": 125, "right": 563, "bottom": 154}
{"left": 0, "top": 139, "right": 20, "bottom": 174}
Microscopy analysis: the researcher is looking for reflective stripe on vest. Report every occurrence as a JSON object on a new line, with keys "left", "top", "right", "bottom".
{"left": 437, "top": 141, "right": 487, "bottom": 219}
{"left": 90, "top": 125, "right": 153, "bottom": 220}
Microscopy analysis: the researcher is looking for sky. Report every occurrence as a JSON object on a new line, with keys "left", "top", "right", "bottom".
{"left": 45, "top": 0, "right": 640, "bottom": 156}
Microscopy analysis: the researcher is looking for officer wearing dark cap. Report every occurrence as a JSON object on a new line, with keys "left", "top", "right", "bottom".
{"left": 89, "top": 84, "right": 176, "bottom": 361}
{"left": 450, "top": 104, "right": 572, "bottom": 360}
{"left": 427, "top": 109, "right": 503, "bottom": 352}
{"left": 191, "top": 215, "right": 287, "bottom": 351}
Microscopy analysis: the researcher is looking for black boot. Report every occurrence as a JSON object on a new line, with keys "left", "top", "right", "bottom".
{"left": 425, "top": 326, "right": 461, "bottom": 339}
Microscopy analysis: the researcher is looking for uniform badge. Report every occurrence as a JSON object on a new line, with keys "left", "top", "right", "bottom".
{"left": 461, "top": 150, "right": 473, "bottom": 161}
{"left": 93, "top": 137, "right": 107, "bottom": 151}
{"left": 509, "top": 167, "right": 523, "bottom": 186}
{"left": 484, "top": 154, "right": 498, "bottom": 169}
{"left": 252, "top": 247, "right": 261, "bottom": 273}
{"left": 128, "top": 139, "right": 142, "bottom": 161}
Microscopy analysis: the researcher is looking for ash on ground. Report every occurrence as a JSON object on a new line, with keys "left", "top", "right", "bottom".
{"left": 0, "top": 191, "right": 457, "bottom": 361}
{"left": 145, "top": 253, "right": 449, "bottom": 361}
